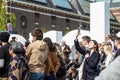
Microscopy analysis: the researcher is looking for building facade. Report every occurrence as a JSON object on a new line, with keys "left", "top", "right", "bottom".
{"left": 6, "top": 0, "right": 120, "bottom": 39}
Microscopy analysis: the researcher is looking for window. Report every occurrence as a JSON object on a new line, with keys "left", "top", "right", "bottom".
{"left": 112, "top": 0, "right": 120, "bottom": 3}
{"left": 96, "top": 0, "right": 111, "bottom": 3}
{"left": 53, "top": 0, "right": 72, "bottom": 10}
{"left": 85, "top": 0, "right": 96, "bottom": 2}
{"left": 21, "top": 16, "right": 27, "bottom": 28}
{"left": 34, "top": 0, "right": 47, "bottom": 3}
{"left": 78, "top": 0, "right": 90, "bottom": 14}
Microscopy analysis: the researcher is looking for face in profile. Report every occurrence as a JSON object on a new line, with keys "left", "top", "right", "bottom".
{"left": 89, "top": 41, "right": 94, "bottom": 49}
{"left": 82, "top": 39, "right": 88, "bottom": 46}
{"left": 88, "top": 40, "right": 97, "bottom": 50}
{"left": 114, "top": 39, "right": 119, "bottom": 48}
{"left": 32, "top": 36, "right": 36, "bottom": 42}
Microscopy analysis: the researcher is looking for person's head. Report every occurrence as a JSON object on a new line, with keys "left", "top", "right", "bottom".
{"left": 63, "top": 46, "right": 71, "bottom": 54}
{"left": 88, "top": 40, "right": 99, "bottom": 52}
{"left": 7, "top": 19, "right": 10, "bottom": 23}
{"left": 9, "top": 42, "right": 24, "bottom": 56}
{"left": 25, "top": 41, "right": 30, "bottom": 48}
{"left": 24, "top": 41, "right": 30, "bottom": 50}
{"left": 43, "top": 37, "right": 55, "bottom": 52}
{"left": 12, "top": 37, "right": 16, "bottom": 40}
{"left": 81, "top": 36, "right": 91, "bottom": 46}
{"left": 114, "top": 37, "right": 120, "bottom": 49}
{"left": 103, "top": 42, "right": 112, "bottom": 56}
{"left": 105, "top": 34, "right": 111, "bottom": 41}
{"left": 75, "top": 51, "right": 79, "bottom": 60}
{"left": 53, "top": 43, "right": 65, "bottom": 58}
{"left": 53, "top": 43, "right": 62, "bottom": 55}
{"left": 31, "top": 28, "right": 43, "bottom": 42}
{"left": 0, "top": 32, "right": 10, "bottom": 43}
{"left": 61, "top": 40, "right": 66, "bottom": 46}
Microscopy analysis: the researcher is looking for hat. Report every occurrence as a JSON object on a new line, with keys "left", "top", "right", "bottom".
{"left": 0, "top": 32, "right": 10, "bottom": 42}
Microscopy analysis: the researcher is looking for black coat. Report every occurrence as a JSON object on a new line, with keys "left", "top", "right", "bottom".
{"left": 74, "top": 39, "right": 100, "bottom": 80}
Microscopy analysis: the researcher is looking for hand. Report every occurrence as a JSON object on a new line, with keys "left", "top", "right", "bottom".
{"left": 85, "top": 54, "right": 89, "bottom": 58}
{"left": 70, "top": 60, "right": 73, "bottom": 63}
{"left": 68, "top": 68, "right": 72, "bottom": 74}
{"left": 54, "top": 72, "right": 56, "bottom": 78}
{"left": 75, "top": 30, "right": 81, "bottom": 39}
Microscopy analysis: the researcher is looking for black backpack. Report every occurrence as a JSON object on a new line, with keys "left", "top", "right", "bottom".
{"left": 56, "top": 55, "right": 67, "bottom": 78}
{"left": 0, "top": 43, "right": 11, "bottom": 77}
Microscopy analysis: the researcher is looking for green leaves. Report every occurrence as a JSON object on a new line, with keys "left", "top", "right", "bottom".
{"left": 0, "top": 1, "right": 16, "bottom": 31}
{"left": 0, "top": 0, "right": 6, "bottom": 30}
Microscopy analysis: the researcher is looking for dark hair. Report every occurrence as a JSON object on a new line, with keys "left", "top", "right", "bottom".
{"left": 31, "top": 28, "right": 43, "bottom": 40}
{"left": 43, "top": 37, "right": 55, "bottom": 52}
{"left": 12, "top": 37, "right": 16, "bottom": 40}
{"left": 91, "top": 40, "right": 99, "bottom": 52}
{"left": 63, "top": 45, "right": 71, "bottom": 54}
{"left": 7, "top": 19, "right": 10, "bottom": 23}
{"left": 82, "top": 36, "right": 91, "bottom": 43}
{"left": 25, "top": 41, "right": 30, "bottom": 48}
{"left": 115, "top": 37, "right": 120, "bottom": 44}
{"left": 53, "top": 43, "right": 59, "bottom": 52}
{"left": 9, "top": 42, "right": 24, "bottom": 54}
{"left": 0, "top": 32, "right": 10, "bottom": 42}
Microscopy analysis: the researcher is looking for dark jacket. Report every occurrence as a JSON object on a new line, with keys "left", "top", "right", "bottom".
{"left": 74, "top": 39, "right": 100, "bottom": 80}
{"left": 114, "top": 48, "right": 120, "bottom": 59}
{"left": 8, "top": 54, "right": 29, "bottom": 80}
{"left": 0, "top": 43, "right": 11, "bottom": 77}
{"left": 74, "top": 39, "right": 89, "bottom": 56}
{"left": 83, "top": 52, "right": 100, "bottom": 80}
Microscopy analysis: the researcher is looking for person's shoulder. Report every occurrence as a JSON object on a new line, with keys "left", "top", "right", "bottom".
{"left": 116, "top": 49, "right": 120, "bottom": 54}
{"left": 114, "top": 56, "right": 120, "bottom": 61}
{"left": 10, "top": 59, "right": 18, "bottom": 67}
{"left": 0, "top": 44, "right": 9, "bottom": 52}
{"left": 117, "top": 48, "right": 120, "bottom": 51}
{"left": 2, "top": 43, "right": 10, "bottom": 48}
{"left": 34, "top": 40, "right": 46, "bottom": 44}
{"left": 94, "top": 52, "right": 100, "bottom": 57}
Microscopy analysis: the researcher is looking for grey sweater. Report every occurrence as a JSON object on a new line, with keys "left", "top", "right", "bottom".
{"left": 95, "top": 56, "right": 120, "bottom": 80}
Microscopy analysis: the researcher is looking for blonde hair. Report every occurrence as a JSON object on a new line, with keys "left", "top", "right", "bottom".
{"left": 53, "top": 43, "right": 65, "bottom": 58}
{"left": 104, "top": 42, "right": 113, "bottom": 57}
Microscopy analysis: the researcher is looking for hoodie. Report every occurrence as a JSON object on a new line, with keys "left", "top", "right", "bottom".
{"left": 26, "top": 40, "right": 48, "bottom": 73}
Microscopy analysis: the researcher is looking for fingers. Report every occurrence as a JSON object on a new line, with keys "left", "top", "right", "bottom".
{"left": 76, "top": 31, "right": 81, "bottom": 39}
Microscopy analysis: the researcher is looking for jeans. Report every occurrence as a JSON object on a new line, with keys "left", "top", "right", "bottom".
{"left": 29, "top": 72, "right": 45, "bottom": 80}
{"left": 45, "top": 71, "right": 55, "bottom": 80}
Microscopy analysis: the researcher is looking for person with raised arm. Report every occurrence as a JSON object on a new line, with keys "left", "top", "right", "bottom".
{"left": 74, "top": 31, "right": 100, "bottom": 80}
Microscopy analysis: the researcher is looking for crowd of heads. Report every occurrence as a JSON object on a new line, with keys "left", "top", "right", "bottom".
{"left": 1, "top": 27, "right": 120, "bottom": 80}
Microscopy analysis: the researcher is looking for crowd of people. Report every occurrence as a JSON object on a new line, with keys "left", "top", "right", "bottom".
{"left": 0, "top": 27, "right": 120, "bottom": 80}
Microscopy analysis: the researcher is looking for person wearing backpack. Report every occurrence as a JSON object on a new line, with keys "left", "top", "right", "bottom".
{"left": 0, "top": 32, "right": 11, "bottom": 79}
{"left": 53, "top": 43, "right": 67, "bottom": 80}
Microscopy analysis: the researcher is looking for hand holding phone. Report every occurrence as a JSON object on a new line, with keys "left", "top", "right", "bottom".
{"left": 75, "top": 27, "right": 81, "bottom": 39}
